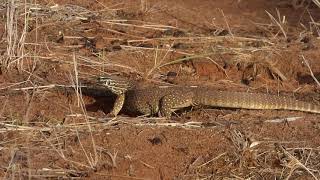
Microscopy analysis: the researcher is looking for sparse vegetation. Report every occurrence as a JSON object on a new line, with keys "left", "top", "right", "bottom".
{"left": 0, "top": 0, "right": 320, "bottom": 179}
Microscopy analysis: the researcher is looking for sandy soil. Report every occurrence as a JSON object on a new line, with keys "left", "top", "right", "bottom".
{"left": 0, "top": 0, "right": 320, "bottom": 179}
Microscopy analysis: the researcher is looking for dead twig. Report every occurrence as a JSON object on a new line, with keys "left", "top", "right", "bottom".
{"left": 301, "top": 55, "right": 320, "bottom": 88}
{"left": 264, "top": 116, "right": 303, "bottom": 123}
{"left": 265, "top": 9, "right": 287, "bottom": 39}
{"left": 275, "top": 144, "right": 318, "bottom": 180}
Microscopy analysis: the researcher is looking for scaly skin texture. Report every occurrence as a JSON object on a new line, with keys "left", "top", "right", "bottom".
{"left": 123, "top": 86, "right": 320, "bottom": 117}
{"left": 97, "top": 77, "right": 320, "bottom": 117}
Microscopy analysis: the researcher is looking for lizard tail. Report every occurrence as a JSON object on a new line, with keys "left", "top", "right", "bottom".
{"left": 197, "top": 91, "right": 320, "bottom": 114}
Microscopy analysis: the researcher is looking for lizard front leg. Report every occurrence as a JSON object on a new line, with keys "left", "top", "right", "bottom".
{"left": 108, "top": 93, "right": 125, "bottom": 117}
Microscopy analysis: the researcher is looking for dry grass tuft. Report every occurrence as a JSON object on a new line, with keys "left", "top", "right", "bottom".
{"left": 1, "top": 0, "right": 320, "bottom": 179}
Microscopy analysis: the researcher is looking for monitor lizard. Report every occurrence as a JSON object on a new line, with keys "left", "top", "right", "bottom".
{"left": 97, "top": 76, "right": 320, "bottom": 118}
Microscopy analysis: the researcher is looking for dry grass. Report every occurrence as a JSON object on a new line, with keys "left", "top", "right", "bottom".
{"left": 0, "top": 0, "right": 320, "bottom": 179}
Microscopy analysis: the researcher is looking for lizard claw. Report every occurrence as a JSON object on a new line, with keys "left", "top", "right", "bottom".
{"left": 106, "top": 112, "right": 116, "bottom": 118}
{"left": 105, "top": 113, "right": 119, "bottom": 122}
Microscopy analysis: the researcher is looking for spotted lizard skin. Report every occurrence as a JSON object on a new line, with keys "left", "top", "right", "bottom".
{"left": 97, "top": 77, "right": 320, "bottom": 117}
{"left": 122, "top": 86, "right": 320, "bottom": 117}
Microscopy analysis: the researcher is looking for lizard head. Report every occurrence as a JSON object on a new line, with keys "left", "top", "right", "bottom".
{"left": 97, "top": 76, "right": 132, "bottom": 95}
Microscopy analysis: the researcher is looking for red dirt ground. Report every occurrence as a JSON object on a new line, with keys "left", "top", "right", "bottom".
{"left": 1, "top": 0, "right": 320, "bottom": 179}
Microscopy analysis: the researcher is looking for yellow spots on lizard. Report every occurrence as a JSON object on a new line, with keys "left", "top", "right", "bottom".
{"left": 97, "top": 76, "right": 320, "bottom": 117}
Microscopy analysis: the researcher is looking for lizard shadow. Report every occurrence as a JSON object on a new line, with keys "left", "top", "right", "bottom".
{"left": 85, "top": 96, "right": 115, "bottom": 114}
{"left": 82, "top": 92, "right": 137, "bottom": 116}
{"left": 75, "top": 87, "right": 117, "bottom": 115}
{"left": 85, "top": 95, "right": 139, "bottom": 116}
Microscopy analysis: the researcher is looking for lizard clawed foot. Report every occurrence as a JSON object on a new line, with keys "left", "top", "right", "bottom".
{"left": 106, "top": 112, "right": 118, "bottom": 120}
